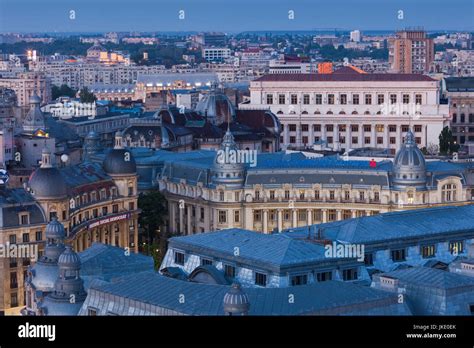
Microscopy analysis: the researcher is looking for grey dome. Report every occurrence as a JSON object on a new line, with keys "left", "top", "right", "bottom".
{"left": 58, "top": 246, "right": 81, "bottom": 270}
{"left": 45, "top": 217, "right": 66, "bottom": 240}
{"left": 223, "top": 283, "right": 250, "bottom": 315}
{"left": 30, "top": 262, "right": 59, "bottom": 292}
{"left": 29, "top": 94, "right": 41, "bottom": 104}
{"left": 29, "top": 168, "right": 68, "bottom": 198}
{"left": 195, "top": 90, "right": 235, "bottom": 126}
{"left": 103, "top": 148, "right": 136, "bottom": 175}
{"left": 23, "top": 93, "right": 45, "bottom": 132}
{"left": 392, "top": 130, "right": 426, "bottom": 189}
{"left": 85, "top": 130, "right": 99, "bottom": 139}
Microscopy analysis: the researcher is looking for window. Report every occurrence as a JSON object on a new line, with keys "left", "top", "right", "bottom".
{"left": 315, "top": 94, "right": 322, "bottom": 104}
{"left": 219, "top": 191, "right": 224, "bottom": 201}
{"left": 313, "top": 124, "right": 321, "bottom": 132}
{"left": 234, "top": 210, "right": 240, "bottom": 223}
{"left": 329, "top": 190, "right": 335, "bottom": 201}
{"left": 9, "top": 235, "right": 16, "bottom": 244}
{"left": 365, "top": 94, "right": 372, "bottom": 105}
{"left": 352, "top": 136, "right": 358, "bottom": 144}
{"left": 266, "top": 94, "right": 273, "bottom": 104}
{"left": 314, "top": 190, "right": 320, "bottom": 200}
{"left": 290, "top": 94, "right": 298, "bottom": 104}
{"left": 344, "top": 191, "right": 350, "bottom": 201}
{"left": 442, "top": 184, "right": 457, "bottom": 202}
{"left": 401, "top": 125, "right": 409, "bottom": 132}
{"left": 112, "top": 204, "right": 119, "bottom": 213}
{"left": 10, "top": 272, "right": 17, "bottom": 289}
{"left": 449, "top": 241, "right": 464, "bottom": 255}
{"left": 364, "top": 253, "right": 374, "bottom": 266}
{"left": 22, "top": 233, "right": 29, "bottom": 243}
{"left": 301, "top": 124, "right": 309, "bottom": 132}
{"left": 342, "top": 268, "right": 358, "bottom": 281}
{"left": 102, "top": 206, "right": 108, "bottom": 216}
{"left": 218, "top": 210, "right": 227, "bottom": 224}
{"left": 129, "top": 202, "right": 135, "bottom": 211}
{"left": 200, "top": 207, "right": 205, "bottom": 221}
{"left": 174, "top": 251, "right": 185, "bottom": 265}
{"left": 374, "top": 192, "right": 380, "bottom": 202}
{"left": 391, "top": 249, "right": 406, "bottom": 262}
{"left": 421, "top": 245, "right": 435, "bottom": 259}
{"left": 359, "top": 191, "right": 365, "bottom": 201}
{"left": 201, "top": 258, "right": 213, "bottom": 266}
{"left": 351, "top": 124, "right": 359, "bottom": 132}
{"left": 340, "top": 94, "right": 347, "bottom": 104}
{"left": 363, "top": 124, "right": 371, "bottom": 132}
{"left": 10, "top": 293, "right": 18, "bottom": 307}
{"left": 364, "top": 137, "right": 371, "bottom": 144}
{"left": 289, "top": 124, "right": 297, "bottom": 132}
{"left": 316, "top": 271, "right": 332, "bottom": 282}
{"left": 285, "top": 190, "right": 290, "bottom": 200}
{"left": 377, "top": 94, "right": 384, "bottom": 105}
{"left": 390, "top": 137, "right": 396, "bottom": 144}
{"left": 388, "top": 125, "right": 397, "bottom": 132}
{"left": 35, "top": 231, "right": 42, "bottom": 241}
{"left": 303, "top": 94, "right": 310, "bottom": 104}
{"left": 88, "top": 308, "right": 98, "bottom": 316}
{"left": 20, "top": 214, "right": 29, "bottom": 225}
{"left": 352, "top": 94, "right": 359, "bottom": 105}
{"left": 278, "top": 94, "right": 285, "bottom": 104}
{"left": 402, "top": 94, "right": 410, "bottom": 104}
{"left": 269, "top": 190, "right": 275, "bottom": 200}
{"left": 255, "top": 191, "right": 260, "bottom": 201}
{"left": 255, "top": 272, "right": 267, "bottom": 286}
{"left": 377, "top": 137, "right": 383, "bottom": 144}
{"left": 414, "top": 125, "right": 422, "bottom": 133}
{"left": 415, "top": 94, "right": 422, "bottom": 105}
{"left": 328, "top": 94, "right": 335, "bottom": 104}
{"left": 253, "top": 210, "right": 261, "bottom": 222}
{"left": 291, "top": 274, "right": 308, "bottom": 286}
{"left": 390, "top": 94, "right": 397, "bottom": 104}
{"left": 224, "top": 264, "right": 236, "bottom": 278}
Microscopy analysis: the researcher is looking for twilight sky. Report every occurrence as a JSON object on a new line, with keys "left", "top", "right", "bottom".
{"left": 0, "top": 0, "right": 473, "bottom": 33}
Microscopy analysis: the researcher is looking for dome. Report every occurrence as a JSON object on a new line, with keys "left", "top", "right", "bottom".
{"left": 223, "top": 283, "right": 250, "bottom": 315}
{"left": 103, "top": 131, "right": 136, "bottom": 175}
{"left": 45, "top": 217, "right": 66, "bottom": 240}
{"left": 85, "top": 130, "right": 99, "bottom": 140}
{"left": 23, "top": 93, "right": 45, "bottom": 132}
{"left": 195, "top": 89, "right": 236, "bottom": 126}
{"left": 29, "top": 168, "right": 68, "bottom": 198}
{"left": 212, "top": 129, "right": 245, "bottom": 188}
{"left": 392, "top": 130, "right": 426, "bottom": 189}
{"left": 58, "top": 246, "right": 81, "bottom": 270}
{"left": 103, "top": 149, "right": 136, "bottom": 174}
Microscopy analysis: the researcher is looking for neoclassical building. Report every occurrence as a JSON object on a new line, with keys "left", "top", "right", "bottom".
{"left": 159, "top": 128, "right": 474, "bottom": 235}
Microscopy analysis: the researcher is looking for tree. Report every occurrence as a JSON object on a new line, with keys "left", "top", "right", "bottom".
{"left": 137, "top": 189, "right": 168, "bottom": 268}
{"left": 439, "top": 126, "right": 459, "bottom": 155}
{"left": 52, "top": 84, "right": 77, "bottom": 100}
{"left": 79, "top": 87, "right": 97, "bottom": 103}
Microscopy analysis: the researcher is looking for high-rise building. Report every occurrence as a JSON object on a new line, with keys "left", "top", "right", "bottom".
{"left": 350, "top": 30, "right": 361, "bottom": 42}
{"left": 389, "top": 29, "right": 434, "bottom": 74}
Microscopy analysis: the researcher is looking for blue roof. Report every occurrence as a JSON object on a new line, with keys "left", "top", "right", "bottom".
{"left": 378, "top": 267, "right": 474, "bottom": 290}
{"left": 283, "top": 205, "right": 474, "bottom": 245}
{"left": 169, "top": 228, "right": 336, "bottom": 270}
{"left": 88, "top": 271, "right": 404, "bottom": 315}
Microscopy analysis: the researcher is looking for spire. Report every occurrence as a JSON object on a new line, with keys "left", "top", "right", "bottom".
{"left": 404, "top": 129, "right": 415, "bottom": 145}
{"left": 40, "top": 147, "right": 52, "bottom": 168}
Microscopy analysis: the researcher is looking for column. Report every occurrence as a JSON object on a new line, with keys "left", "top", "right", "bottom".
{"left": 284, "top": 123, "right": 289, "bottom": 146}
{"left": 292, "top": 209, "right": 297, "bottom": 227}
{"left": 321, "top": 124, "right": 327, "bottom": 142}
{"left": 333, "top": 124, "right": 339, "bottom": 149}
{"left": 322, "top": 209, "right": 327, "bottom": 223}
{"left": 366, "top": 210, "right": 371, "bottom": 217}
{"left": 307, "top": 209, "right": 312, "bottom": 226}
{"left": 351, "top": 209, "right": 357, "bottom": 218}
{"left": 244, "top": 207, "right": 253, "bottom": 230}
{"left": 370, "top": 124, "right": 376, "bottom": 147}
{"left": 337, "top": 209, "right": 342, "bottom": 221}
{"left": 179, "top": 204, "right": 184, "bottom": 234}
{"left": 396, "top": 125, "right": 402, "bottom": 149}
{"left": 204, "top": 206, "right": 210, "bottom": 231}
{"left": 133, "top": 222, "right": 138, "bottom": 253}
{"left": 212, "top": 208, "right": 218, "bottom": 231}
{"left": 421, "top": 124, "right": 427, "bottom": 148}
{"left": 263, "top": 209, "right": 268, "bottom": 233}
{"left": 309, "top": 124, "right": 314, "bottom": 146}
{"left": 296, "top": 124, "right": 302, "bottom": 147}
{"left": 346, "top": 124, "right": 352, "bottom": 150}
{"left": 110, "top": 226, "right": 115, "bottom": 246}
{"left": 277, "top": 209, "right": 283, "bottom": 232}
{"left": 187, "top": 204, "right": 192, "bottom": 235}
{"left": 358, "top": 125, "right": 363, "bottom": 147}
{"left": 384, "top": 124, "right": 389, "bottom": 148}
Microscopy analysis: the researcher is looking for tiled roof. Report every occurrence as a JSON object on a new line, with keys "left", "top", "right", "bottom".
{"left": 284, "top": 205, "right": 474, "bottom": 245}
{"left": 85, "top": 271, "right": 404, "bottom": 315}
{"left": 169, "top": 228, "right": 332, "bottom": 269}
{"left": 378, "top": 267, "right": 474, "bottom": 290}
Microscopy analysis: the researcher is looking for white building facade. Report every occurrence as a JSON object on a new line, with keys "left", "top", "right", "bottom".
{"left": 240, "top": 70, "right": 449, "bottom": 154}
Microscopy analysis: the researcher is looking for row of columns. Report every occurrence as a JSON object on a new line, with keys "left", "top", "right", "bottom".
{"left": 283, "top": 123, "right": 426, "bottom": 148}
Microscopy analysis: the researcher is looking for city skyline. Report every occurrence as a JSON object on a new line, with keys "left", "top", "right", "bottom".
{"left": 0, "top": 0, "right": 473, "bottom": 33}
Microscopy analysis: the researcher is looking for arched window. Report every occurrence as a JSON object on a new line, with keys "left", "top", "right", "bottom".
{"left": 442, "top": 184, "right": 457, "bottom": 202}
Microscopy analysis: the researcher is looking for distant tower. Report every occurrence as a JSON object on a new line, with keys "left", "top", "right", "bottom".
{"left": 223, "top": 283, "right": 250, "bottom": 316}
{"left": 23, "top": 94, "right": 45, "bottom": 133}
{"left": 211, "top": 128, "right": 245, "bottom": 188}
{"left": 83, "top": 130, "right": 101, "bottom": 160}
